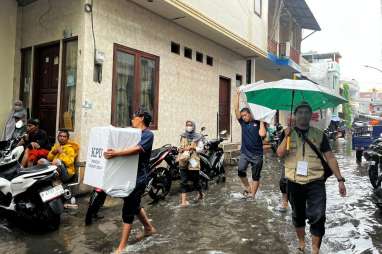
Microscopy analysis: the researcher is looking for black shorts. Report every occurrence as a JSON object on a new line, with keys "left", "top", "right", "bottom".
{"left": 122, "top": 184, "right": 145, "bottom": 224}
{"left": 238, "top": 154, "right": 263, "bottom": 181}
{"left": 287, "top": 180, "right": 326, "bottom": 237}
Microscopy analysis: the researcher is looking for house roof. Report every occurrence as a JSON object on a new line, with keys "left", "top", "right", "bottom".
{"left": 283, "top": 0, "right": 321, "bottom": 31}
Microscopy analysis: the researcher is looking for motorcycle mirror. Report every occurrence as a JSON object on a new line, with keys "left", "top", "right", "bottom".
{"left": 201, "top": 127, "right": 206, "bottom": 132}
{"left": 220, "top": 130, "right": 228, "bottom": 136}
{"left": 15, "top": 120, "right": 24, "bottom": 129}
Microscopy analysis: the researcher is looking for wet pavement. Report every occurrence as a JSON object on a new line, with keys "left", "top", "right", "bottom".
{"left": 1, "top": 138, "right": 382, "bottom": 254}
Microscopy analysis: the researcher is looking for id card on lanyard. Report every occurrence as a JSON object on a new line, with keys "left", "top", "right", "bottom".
{"left": 296, "top": 132, "right": 308, "bottom": 176}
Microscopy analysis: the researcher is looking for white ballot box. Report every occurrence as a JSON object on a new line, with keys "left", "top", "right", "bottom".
{"left": 84, "top": 126, "right": 142, "bottom": 197}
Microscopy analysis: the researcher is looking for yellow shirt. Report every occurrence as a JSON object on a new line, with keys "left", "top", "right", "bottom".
{"left": 47, "top": 141, "right": 79, "bottom": 177}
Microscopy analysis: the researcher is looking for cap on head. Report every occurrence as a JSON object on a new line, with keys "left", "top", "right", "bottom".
{"left": 294, "top": 101, "right": 312, "bottom": 114}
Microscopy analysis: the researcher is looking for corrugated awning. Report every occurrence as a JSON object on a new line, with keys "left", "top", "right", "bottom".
{"left": 283, "top": 0, "right": 321, "bottom": 31}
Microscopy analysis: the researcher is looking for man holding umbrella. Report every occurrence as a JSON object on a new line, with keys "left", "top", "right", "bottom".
{"left": 277, "top": 101, "right": 346, "bottom": 254}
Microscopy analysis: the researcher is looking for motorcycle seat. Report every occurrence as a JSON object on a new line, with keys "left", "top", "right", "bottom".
{"left": 17, "top": 164, "right": 51, "bottom": 176}
{"left": 150, "top": 148, "right": 167, "bottom": 164}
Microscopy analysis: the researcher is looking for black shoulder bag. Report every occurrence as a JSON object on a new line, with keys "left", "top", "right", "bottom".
{"left": 304, "top": 136, "right": 333, "bottom": 180}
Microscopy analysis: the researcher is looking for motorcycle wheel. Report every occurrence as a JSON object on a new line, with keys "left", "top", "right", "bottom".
{"left": 369, "top": 164, "right": 379, "bottom": 189}
{"left": 148, "top": 167, "right": 172, "bottom": 201}
{"left": 356, "top": 150, "right": 363, "bottom": 163}
{"left": 85, "top": 190, "right": 107, "bottom": 225}
{"left": 216, "top": 165, "right": 226, "bottom": 183}
{"left": 37, "top": 204, "right": 61, "bottom": 231}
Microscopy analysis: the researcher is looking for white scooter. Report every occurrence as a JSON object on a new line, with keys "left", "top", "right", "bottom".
{"left": 0, "top": 121, "right": 65, "bottom": 230}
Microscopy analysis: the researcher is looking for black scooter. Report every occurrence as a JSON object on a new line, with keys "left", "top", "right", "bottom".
{"left": 363, "top": 138, "right": 382, "bottom": 208}
{"left": 199, "top": 127, "right": 227, "bottom": 183}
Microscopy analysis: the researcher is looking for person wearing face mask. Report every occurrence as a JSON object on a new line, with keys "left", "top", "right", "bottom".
{"left": 177, "top": 121, "right": 204, "bottom": 207}
{"left": 2, "top": 100, "right": 27, "bottom": 141}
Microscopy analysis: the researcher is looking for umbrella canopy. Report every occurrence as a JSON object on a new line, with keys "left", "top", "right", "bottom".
{"left": 244, "top": 79, "right": 347, "bottom": 112}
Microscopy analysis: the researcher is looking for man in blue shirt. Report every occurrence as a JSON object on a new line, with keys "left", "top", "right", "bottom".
{"left": 235, "top": 90, "right": 267, "bottom": 198}
{"left": 104, "top": 110, "right": 156, "bottom": 253}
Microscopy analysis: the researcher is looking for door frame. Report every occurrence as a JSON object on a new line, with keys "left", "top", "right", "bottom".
{"left": 218, "top": 76, "right": 232, "bottom": 135}
{"left": 32, "top": 40, "right": 60, "bottom": 118}
{"left": 31, "top": 40, "right": 61, "bottom": 143}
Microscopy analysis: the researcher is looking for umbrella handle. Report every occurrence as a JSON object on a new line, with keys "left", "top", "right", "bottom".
{"left": 286, "top": 136, "right": 290, "bottom": 151}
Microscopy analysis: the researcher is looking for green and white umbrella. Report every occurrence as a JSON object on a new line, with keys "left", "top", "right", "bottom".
{"left": 243, "top": 79, "right": 347, "bottom": 112}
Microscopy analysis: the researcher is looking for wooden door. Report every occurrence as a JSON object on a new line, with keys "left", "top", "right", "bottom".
{"left": 33, "top": 43, "right": 60, "bottom": 143}
{"left": 219, "top": 77, "right": 231, "bottom": 134}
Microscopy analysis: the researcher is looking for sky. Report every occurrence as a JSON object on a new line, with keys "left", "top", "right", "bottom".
{"left": 302, "top": 0, "right": 382, "bottom": 92}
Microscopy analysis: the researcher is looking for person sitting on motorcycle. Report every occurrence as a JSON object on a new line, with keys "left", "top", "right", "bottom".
{"left": 20, "top": 118, "right": 50, "bottom": 167}
{"left": 38, "top": 129, "right": 79, "bottom": 182}
{"left": 177, "top": 120, "right": 204, "bottom": 207}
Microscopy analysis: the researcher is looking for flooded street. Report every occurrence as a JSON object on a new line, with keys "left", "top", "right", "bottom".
{"left": 1, "top": 139, "right": 382, "bottom": 254}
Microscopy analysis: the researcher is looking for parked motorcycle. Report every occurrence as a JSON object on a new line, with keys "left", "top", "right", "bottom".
{"left": 0, "top": 138, "right": 65, "bottom": 230}
{"left": 269, "top": 124, "right": 283, "bottom": 153}
{"left": 199, "top": 127, "right": 227, "bottom": 183}
{"left": 363, "top": 138, "right": 382, "bottom": 208}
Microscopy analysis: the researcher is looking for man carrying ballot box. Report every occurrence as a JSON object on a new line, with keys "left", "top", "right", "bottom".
{"left": 103, "top": 110, "right": 157, "bottom": 253}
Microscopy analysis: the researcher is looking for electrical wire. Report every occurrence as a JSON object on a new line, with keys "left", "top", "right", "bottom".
{"left": 90, "top": 0, "right": 97, "bottom": 56}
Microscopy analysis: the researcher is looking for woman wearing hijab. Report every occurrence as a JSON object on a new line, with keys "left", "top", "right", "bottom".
{"left": 2, "top": 100, "right": 27, "bottom": 141}
{"left": 177, "top": 120, "right": 204, "bottom": 207}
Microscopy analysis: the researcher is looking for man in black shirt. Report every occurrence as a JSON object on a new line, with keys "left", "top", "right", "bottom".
{"left": 104, "top": 110, "right": 156, "bottom": 253}
{"left": 20, "top": 118, "right": 50, "bottom": 167}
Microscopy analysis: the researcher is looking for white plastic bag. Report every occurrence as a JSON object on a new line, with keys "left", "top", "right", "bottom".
{"left": 84, "top": 126, "right": 142, "bottom": 197}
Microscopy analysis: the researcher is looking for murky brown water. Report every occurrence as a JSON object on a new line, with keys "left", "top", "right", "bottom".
{"left": 1, "top": 138, "right": 382, "bottom": 254}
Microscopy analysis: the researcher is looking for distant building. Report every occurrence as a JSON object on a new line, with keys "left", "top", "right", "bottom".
{"left": 301, "top": 52, "right": 342, "bottom": 129}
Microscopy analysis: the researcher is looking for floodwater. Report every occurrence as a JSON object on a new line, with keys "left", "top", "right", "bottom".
{"left": 1, "top": 138, "right": 382, "bottom": 254}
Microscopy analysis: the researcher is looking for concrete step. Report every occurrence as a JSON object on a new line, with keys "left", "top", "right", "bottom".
{"left": 222, "top": 142, "right": 240, "bottom": 151}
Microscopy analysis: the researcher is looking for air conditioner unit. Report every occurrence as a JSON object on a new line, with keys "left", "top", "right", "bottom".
{"left": 279, "top": 41, "right": 291, "bottom": 58}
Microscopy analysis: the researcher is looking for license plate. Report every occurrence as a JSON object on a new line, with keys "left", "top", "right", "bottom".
{"left": 40, "top": 185, "right": 64, "bottom": 203}
{"left": 370, "top": 161, "right": 377, "bottom": 166}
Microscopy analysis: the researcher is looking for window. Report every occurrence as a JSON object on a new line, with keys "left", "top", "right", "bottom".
{"left": 246, "top": 59, "right": 252, "bottom": 84}
{"left": 196, "top": 52, "right": 203, "bottom": 63}
{"left": 206, "top": 55, "right": 213, "bottom": 66}
{"left": 112, "top": 44, "right": 159, "bottom": 129}
{"left": 60, "top": 38, "right": 78, "bottom": 130}
{"left": 171, "top": 41, "right": 180, "bottom": 54}
{"left": 236, "top": 74, "right": 243, "bottom": 87}
{"left": 20, "top": 47, "right": 32, "bottom": 117}
{"left": 184, "top": 47, "right": 192, "bottom": 59}
{"left": 254, "top": 0, "right": 262, "bottom": 17}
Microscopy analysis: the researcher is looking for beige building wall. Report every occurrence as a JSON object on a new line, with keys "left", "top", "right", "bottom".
{"left": 179, "top": 0, "right": 268, "bottom": 52}
{"left": 77, "top": 0, "right": 246, "bottom": 159}
{"left": 0, "top": 0, "right": 17, "bottom": 136}
{"left": 14, "top": 0, "right": 85, "bottom": 141}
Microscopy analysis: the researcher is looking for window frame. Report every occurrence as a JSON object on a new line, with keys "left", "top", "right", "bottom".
{"left": 111, "top": 43, "right": 160, "bottom": 129}
{"left": 59, "top": 36, "right": 78, "bottom": 130}
{"left": 206, "top": 55, "right": 214, "bottom": 66}
{"left": 254, "top": 0, "right": 262, "bottom": 17}
{"left": 184, "top": 47, "right": 193, "bottom": 59}
{"left": 171, "top": 41, "right": 180, "bottom": 55}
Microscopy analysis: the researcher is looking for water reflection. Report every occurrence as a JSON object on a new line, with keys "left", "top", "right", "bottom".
{"left": 0, "top": 139, "right": 381, "bottom": 253}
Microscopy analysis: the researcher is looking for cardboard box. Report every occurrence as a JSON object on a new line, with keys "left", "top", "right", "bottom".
{"left": 84, "top": 126, "right": 142, "bottom": 197}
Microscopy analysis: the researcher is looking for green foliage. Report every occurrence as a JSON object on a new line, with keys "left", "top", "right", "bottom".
{"left": 342, "top": 83, "right": 352, "bottom": 128}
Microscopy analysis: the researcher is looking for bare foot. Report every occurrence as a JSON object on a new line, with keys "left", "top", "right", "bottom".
{"left": 180, "top": 201, "right": 190, "bottom": 207}
{"left": 136, "top": 227, "right": 157, "bottom": 241}
{"left": 298, "top": 242, "right": 305, "bottom": 253}
{"left": 196, "top": 192, "right": 204, "bottom": 201}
